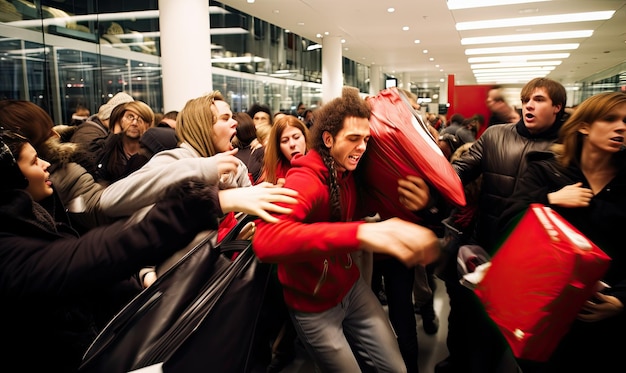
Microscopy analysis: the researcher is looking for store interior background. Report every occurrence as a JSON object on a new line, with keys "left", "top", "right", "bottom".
{"left": 1, "top": 0, "right": 625, "bottom": 126}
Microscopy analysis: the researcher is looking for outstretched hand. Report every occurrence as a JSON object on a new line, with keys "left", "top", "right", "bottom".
{"left": 398, "top": 175, "right": 431, "bottom": 211}
{"left": 357, "top": 217, "right": 439, "bottom": 267}
{"left": 548, "top": 182, "right": 593, "bottom": 207}
{"left": 578, "top": 292, "right": 624, "bottom": 322}
{"left": 215, "top": 149, "right": 241, "bottom": 176}
{"left": 218, "top": 182, "right": 298, "bottom": 223}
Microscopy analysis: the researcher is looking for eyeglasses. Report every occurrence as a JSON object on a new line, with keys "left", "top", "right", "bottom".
{"left": 123, "top": 113, "right": 145, "bottom": 125}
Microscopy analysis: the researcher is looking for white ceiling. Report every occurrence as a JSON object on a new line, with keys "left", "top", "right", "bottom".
{"left": 218, "top": 0, "right": 626, "bottom": 88}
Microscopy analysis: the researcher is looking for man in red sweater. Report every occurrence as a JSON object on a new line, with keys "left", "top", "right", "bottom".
{"left": 253, "top": 87, "right": 440, "bottom": 372}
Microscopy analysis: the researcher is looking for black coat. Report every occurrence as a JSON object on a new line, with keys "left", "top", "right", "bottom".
{"left": 0, "top": 182, "right": 220, "bottom": 372}
{"left": 452, "top": 119, "right": 562, "bottom": 253}
{"left": 501, "top": 151, "right": 626, "bottom": 305}
{"left": 499, "top": 151, "right": 626, "bottom": 371}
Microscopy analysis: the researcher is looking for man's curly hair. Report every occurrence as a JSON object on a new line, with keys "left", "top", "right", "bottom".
{"left": 309, "top": 87, "right": 370, "bottom": 221}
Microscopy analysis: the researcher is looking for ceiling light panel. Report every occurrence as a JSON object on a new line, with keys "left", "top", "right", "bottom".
{"left": 467, "top": 53, "right": 570, "bottom": 63}
{"left": 461, "top": 30, "right": 593, "bottom": 45}
{"left": 456, "top": 11, "right": 615, "bottom": 30}
{"left": 474, "top": 69, "right": 556, "bottom": 76}
{"left": 465, "top": 43, "right": 579, "bottom": 55}
{"left": 473, "top": 66, "right": 555, "bottom": 74}
{"left": 471, "top": 60, "right": 562, "bottom": 69}
{"left": 447, "top": 0, "right": 549, "bottom": 10}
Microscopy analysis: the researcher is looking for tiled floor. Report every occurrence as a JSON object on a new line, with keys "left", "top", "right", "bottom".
{"left": 280, "top": 277, "right": 451, "bottom": 373}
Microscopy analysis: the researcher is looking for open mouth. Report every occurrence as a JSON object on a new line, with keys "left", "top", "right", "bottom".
{"left": 525, "top": 113, "right": 535, "bottom": 119}
{"left": 610, "top": 136, "right": 624, "bottom": 143}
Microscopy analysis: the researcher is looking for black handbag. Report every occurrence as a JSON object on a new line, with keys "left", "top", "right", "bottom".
{"left": 79, "top": 213, "right": 272, "bottom": 373}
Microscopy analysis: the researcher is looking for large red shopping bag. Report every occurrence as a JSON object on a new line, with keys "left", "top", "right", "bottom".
{"left": 363, "top": 88, "right": 465, "bottom": 222}
{"left": 474, "top": 204, "right": 611, "bottom": 362}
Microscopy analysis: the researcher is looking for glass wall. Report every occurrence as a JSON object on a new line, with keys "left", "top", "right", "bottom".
{"left": 0, "top": 0, "right": 369, "bottom": 124}
{"left": 579, "top": 62, "right": 626, "bottom": 101}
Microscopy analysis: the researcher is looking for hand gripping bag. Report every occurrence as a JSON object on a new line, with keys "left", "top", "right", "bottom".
{"left": 363, "top": 88, "right": 465, "bottom": 222}
{"left": 474, "top": 204, "right": 611, "bottom": 362}
{"left": 79, "top": 213, "right": 272, "bottom": 373}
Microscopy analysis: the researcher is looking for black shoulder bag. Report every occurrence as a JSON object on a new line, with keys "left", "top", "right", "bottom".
{"left": 79, "top": 213, "right": 272, "bottom": 373}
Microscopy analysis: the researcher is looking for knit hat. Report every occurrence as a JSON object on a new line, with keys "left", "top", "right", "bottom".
{"left": 97, "top": 92, "right": 134, "bottom": 121}
{"left": 139, "top": 127, "right": 178, "bottom": 156}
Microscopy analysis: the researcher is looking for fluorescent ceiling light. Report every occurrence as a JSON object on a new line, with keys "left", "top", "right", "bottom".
{"left": 462, "top": 30, "right": 593, "bottom": 45}
{"left": 476, "top": 72, "right": 550, "bottom": 78}
{"left": 116, "top": 32, "right": 161, "bottom": 40}
{"left": 473, "top": 66, "right": 555, "bottom": 74}
{"left": 211, "top": 56, "right": 266, "bottom": 63}
{"left": 107, "top": 41, "right": 155, "bottom": 48}
{"left": 477, "top": 74, "right": 548, "bottom": 80}
{"left": 468, "top": 53, "right": 570, "bottom": 63}
{"left": 6, "top": 7, "right": 227, "bottom": 28}
{"left": 476, "top": 75, "right": 549, "bottom": 80}
{"left": 447, "top": 0, "right": 549, "bottom": 10}
{"left": 465, "top": 43, "right": 579, "bottom": 55}
{"left": 476, "top": 78, "right": 548, "bottom": 84}
{"left": 307, "top": 44, "right": 322, "bottom": 51}
{"left": 8, "top": 47, "right": 50, "bottom": 54}
{"left": 474, "top": 69, "right": 555, "bottom": 77}
{"left": 471, "top": 60, "right": 562, "bottom": 69}
{"left": 210, "top": 27, "right": 249, "bottom": 35}
{"left": 456, "top": 11, "right": 615, "bottom": 30}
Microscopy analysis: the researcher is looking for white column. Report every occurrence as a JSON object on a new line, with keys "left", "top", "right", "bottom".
{"left": 321, "top": 36, "right": 343, "bottom": 104}
{"left": 402, "top": 72, "right": 411, "bottom": 90}
{"left": 369, "top": 64, "right": 382, "bottom": 95}
{"left": 158, "top": 0, "right": 213, "bottom": 112}
{"left": 439, "top": 75, "right": 448, "bottom": 104}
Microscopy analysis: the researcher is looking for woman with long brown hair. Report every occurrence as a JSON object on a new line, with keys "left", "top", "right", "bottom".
{"left": 260, "top": 115, "right": 310, "bottom": 184}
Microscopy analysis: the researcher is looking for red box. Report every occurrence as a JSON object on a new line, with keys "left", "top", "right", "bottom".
{"left": 474, "top": 204, "right": 611, "bottom": 361}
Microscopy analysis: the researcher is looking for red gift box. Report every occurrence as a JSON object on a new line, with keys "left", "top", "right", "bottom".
{"left": 474, "top": 204, "right": 611, "bottom": 362}
{"left": 363, "top": 88, "right": 465, "bottom": 222}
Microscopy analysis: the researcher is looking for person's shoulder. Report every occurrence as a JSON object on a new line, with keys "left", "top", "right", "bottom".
{"left": 481, "top": 122, "right": 517, "bottom": 139}
{"left": 71, "top": 120, "right": 107, "bottom": 143}
{"left": 160, "top": 144, "right": 194, "bottom": 159}
{"left": 251, "top": 146, "right": 265, "bottom": 161}
{"left": 487, "top": 122, "right": 516, "bottom": 131}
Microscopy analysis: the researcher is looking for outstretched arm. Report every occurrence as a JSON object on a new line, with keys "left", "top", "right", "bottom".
{"left": 219, "top": 182, "right": 298, "bottom": 223}
{"left": 357, "top": 217, "right": 440, "bottom": 267}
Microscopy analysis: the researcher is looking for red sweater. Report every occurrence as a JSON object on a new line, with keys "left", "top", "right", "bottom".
{"left": 253, "top": 150, "right": 363, "bottom": 312}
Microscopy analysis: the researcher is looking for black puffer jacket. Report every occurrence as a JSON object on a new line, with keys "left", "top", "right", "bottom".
{"left": 452, "top": 118, "right": 562, "bottom": 253}
{"left": 0, "top": 179, "right": 221, "bottom": 372}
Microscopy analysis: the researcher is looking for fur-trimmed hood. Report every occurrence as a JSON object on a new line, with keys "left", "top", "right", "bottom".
{"left": 42, "top": 125, "right": 96, "bottom": 174}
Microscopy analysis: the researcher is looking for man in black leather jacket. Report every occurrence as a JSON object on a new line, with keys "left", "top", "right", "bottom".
{"left": 436, "top": 77, "right": 567, "bottom": 373}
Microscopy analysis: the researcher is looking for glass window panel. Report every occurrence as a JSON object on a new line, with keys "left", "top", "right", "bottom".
{"left": 56, "top": 48, "right": 100, "bottom": 124}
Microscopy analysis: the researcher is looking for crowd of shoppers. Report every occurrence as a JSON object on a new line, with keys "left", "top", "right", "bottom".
{"left": 1, "top": 75, "right": 624, "bottom": 373}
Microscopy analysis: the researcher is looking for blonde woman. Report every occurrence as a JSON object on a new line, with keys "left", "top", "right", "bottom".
{"left": 99, "top": 91, "right": 296, "bottom": 223}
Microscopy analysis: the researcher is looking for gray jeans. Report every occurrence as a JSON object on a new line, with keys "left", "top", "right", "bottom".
{"left": 290, "top": 277, "right": 407, "bottom": 373}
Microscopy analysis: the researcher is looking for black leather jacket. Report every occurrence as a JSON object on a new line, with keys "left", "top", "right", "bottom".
{"left": 452, "top": 118, "right": 562, "bottom": 253}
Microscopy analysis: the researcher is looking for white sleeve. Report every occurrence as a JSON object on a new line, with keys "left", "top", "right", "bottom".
{"left": 100, "top": 153, "right": 222, "bottom": 218}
